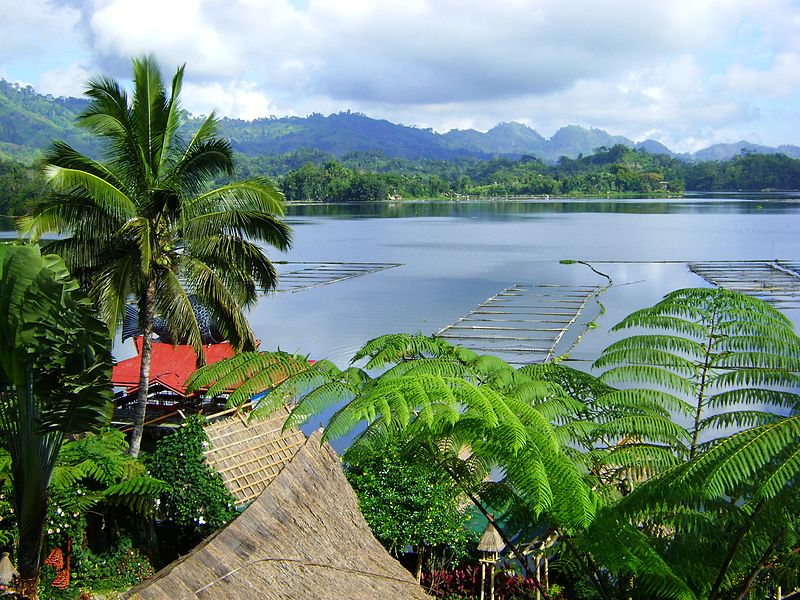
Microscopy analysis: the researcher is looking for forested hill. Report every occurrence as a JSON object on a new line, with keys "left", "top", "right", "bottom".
{"left": 3, "top": 79, "right": 800, "bottom": 163}
{"left": 3, "top": 80, "right": 800, "bottom": 213}
{"left": 0, "top": 81, "right": 97, "bottom": 161}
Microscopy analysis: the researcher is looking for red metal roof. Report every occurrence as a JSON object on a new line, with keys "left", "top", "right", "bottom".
{"left": 112, "top": 339, "right": 236, "bottom": 397}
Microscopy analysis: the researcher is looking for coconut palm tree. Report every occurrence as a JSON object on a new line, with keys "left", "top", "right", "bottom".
{"left": 19, "top": 55, "right": 292, "bottom": 456}
{"left": 0, "top": 243, "right": 113, "bottom": 599}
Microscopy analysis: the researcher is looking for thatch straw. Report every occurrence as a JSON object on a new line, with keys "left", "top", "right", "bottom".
{"left": 478, "top": 523, "right": 505, "bottom": 555}
{"left": 203, "top": 407, "right": 307, "bottom": 507}
{"left": 125, "top": 431, "right": 430, "bottom": 599}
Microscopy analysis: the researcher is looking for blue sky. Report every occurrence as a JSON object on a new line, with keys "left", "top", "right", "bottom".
{"left": 2, "top": 0, "right": 799, "bottom": 153}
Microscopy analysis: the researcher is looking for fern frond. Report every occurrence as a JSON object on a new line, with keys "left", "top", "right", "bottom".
{"left": 380, "top": 357, "right": 475, "bottom": 380}
{"left": 103, "top": 475, "right": 170, "bottom": 514}
{"left": 351, "top": 332, "right": 456, "bottom": 368}
{"left": 710, "top": 369, "right": 800, "bottom": 390}
{"left": 529, "top": 395, "right": 585, "bottom": 423}
{"left": 681, "top": 415, "right": 800, "bottom": 500}
{"left": 50, "top": 463, "right": 87, "bottom": 491}
{"left": 506, "top": 379, "right": 569, "bottom": 406}
{"left": 599, "top": 366, "right": 695, "bottom": 397}
{"left": 698, "top": 410, "right": 785, "bottom": 432}
{"left": 600, "top": 334, "right": 708, "bottom": 361}
{"left": 186, "top": 350, "right": 312, "bottom": 403}
{"left": 711, "top": 351, "right": 800, "bottom": 371}
{"left": 577, "top": 510, "right": 697, "bottom": 600}
{"left": 596, "top": 389, "right": 693, "bottom": 418}
{"left": 706, "top": 388, "right": 800, "bottom": 411}
{"left": 279, "top": 380, "right": 358, "bottom": 430}
{"left": 595, "top": 348, "right": 699, "bottom": 376}
{"left": 600, "top": 443, "right": 683, "bottom": 472}
{"left": 611, "top": 313, "right": 708, "bottom": 339}
{"left": 594, "top": 415, "right": 691, "bottom": 446}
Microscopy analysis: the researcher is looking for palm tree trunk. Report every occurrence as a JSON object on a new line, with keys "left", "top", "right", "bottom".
{"left": 128, "top": 279, "right": 156, "bottom": 458}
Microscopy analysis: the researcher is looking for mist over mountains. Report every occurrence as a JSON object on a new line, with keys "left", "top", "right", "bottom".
{"left": 2, "top": 80, "right": 799, "bottom": 164}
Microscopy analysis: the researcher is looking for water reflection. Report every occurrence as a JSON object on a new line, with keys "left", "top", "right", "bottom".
{"left": 286, "top": 196, "right": 800, "bottom": 219}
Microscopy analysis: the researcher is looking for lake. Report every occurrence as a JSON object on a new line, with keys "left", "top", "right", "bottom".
{"left": 5, "top": 195, "right": 799, "bottom": 368}
{"left": 5, "top": 195, "right": 800, "bottom": 446}
{"left": 240, "top": 196, "right": 800, "bottom": 372}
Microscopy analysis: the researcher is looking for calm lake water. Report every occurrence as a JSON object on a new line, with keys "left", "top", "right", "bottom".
{"left": 6, "top": 195, "right": 797, "bottom": 368}
{"left": 245, "top": 196, "right": 800, "bottom": 371}
{"left": 4, "top": 195, "right": 799, "bottom": 446}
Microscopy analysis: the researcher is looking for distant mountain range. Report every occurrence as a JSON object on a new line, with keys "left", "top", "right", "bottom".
{"left": 2, "top": 79, "right": 799, "bottom": 164}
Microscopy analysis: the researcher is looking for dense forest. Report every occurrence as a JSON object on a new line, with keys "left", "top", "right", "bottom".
{"left": 3, "top": 145, "right": 800, "bottom": 213}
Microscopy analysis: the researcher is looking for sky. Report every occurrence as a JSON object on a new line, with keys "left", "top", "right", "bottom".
{"left": 1, "top": 0, "right": 799, "bottom": 153}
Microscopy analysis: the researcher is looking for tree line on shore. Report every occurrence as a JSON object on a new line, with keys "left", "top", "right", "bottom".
{"left": 4, "top": 144, "right": 800, "bottom": 214}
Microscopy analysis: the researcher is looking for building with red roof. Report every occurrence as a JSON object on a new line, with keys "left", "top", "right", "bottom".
{"left": 111, "top": 339, "right": 237, "bottom": 422}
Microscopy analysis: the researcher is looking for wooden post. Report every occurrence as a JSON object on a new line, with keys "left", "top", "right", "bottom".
{"left": 489, "top": 562, "right": 496, "bottom": 600}
{"left": 544, "top": 554, "right": 549, "bottom": 591}
{"left": 480, "top": 562, "right": 486, "bottom": 600}
{"left": 536, "top": 556, "right": 541, "bottom": 600}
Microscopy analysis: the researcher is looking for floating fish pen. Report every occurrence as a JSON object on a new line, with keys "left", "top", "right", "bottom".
{"left": 436, "top": 283, "right": 603, "bottom": 365}
{"left": 275, "top": 261, "right": 402, "bottom": 292}
{"left": 688, "top": 260, "right": 800, "bottom": 310}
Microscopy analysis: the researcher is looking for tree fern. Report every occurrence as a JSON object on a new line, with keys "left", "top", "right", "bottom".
{"left": 192, "top": 333, "right": 596, "bottom": 534}
{"left": 584, "top": 288, "right": 800, "bottom": 599}
{"left": 593, "top": 288, "right": 800, "bottom": 462}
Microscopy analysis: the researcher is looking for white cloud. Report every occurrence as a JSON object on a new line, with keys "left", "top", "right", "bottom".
{"left": 182, "top": 80, "right": 280, "bottom": 120}
{"left": 0, "top": 0, "right": 80, "bottom": 58}
{"left": 5, "top": 0, "right": 800, "bottom": 150}
{"left": 0, "top": 0, "right": 86, "bottom": 83}
{"left": 38, "top": 63, "right": 92, "bottom": 98}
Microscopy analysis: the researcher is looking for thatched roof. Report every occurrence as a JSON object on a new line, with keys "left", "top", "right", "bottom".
{"left": 477, "top": 522, "right": 505, "bottom": 554}
{"left": 204, "top": 408, "right": 307, "bottom": 507}
{"left": 125, "top": 431, "right": 430, "bottom": 599}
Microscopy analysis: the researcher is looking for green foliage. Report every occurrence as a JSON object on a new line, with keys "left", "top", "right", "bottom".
{"left": 37, "top": 535, "right": 154, "bottom": 599}
{"left": 0, "top": 80, "right": 97, "bottom": 160}
{"left": 191, "top": 292, "right": 800, "bottom": 599}
{"left": 594, "top": 287, "right": 800, "bottom": 462}
{"left": 344, "top": 439, "right": 473, "bottom": 558}
{"left": 567, "top": 288, "right": 800, "bottom": 599}
{"left": 18, "top": 55, "right": 292, "bottom": 457}
{"left": 50, "top": 429, "right": 167, "bottom": 517}
{"left": 147, "top": 415, "right": 237, "bottom": 537}
{"left": 0, "top": 242, "right": 113, "bottom": 587}
{"left": 185, "top": 350, "right": 314, "bottom": 409}
{"left": 0, "top": 159, "right": 45, "bottom": 216}
{"left": 196, "top": 333, "right": 596, "bottom": 537}
{"left": 682, "top": 152, "right": 800, "bottom": 191}
{"left": 74, "top": 540, "right": 154, "bottom": 595}
{"left": 0, "top": 429, "right": 164, "bottom": 597}
{"left": 276, "top": 147, "right": 686, "bottom": 201}
{"left": 4, "top": 80, "right": 800, "bottom": 195}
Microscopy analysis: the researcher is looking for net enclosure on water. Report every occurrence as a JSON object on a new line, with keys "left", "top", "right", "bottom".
{"left": 436, "top": 283, "right": 603, "bottom": 366}
{"left": 274, "top": 261, "right": 401, "bottom": 293}
{"left": 688, "top": 260, "right": 800, "bottom": 310}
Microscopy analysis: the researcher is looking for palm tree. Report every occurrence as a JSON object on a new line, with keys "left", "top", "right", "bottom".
{"left": 0, "top": 243, "right": 113, "bottom": 599}
{"left": 19, "top": 56, "right": 292, "bottom": 456}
